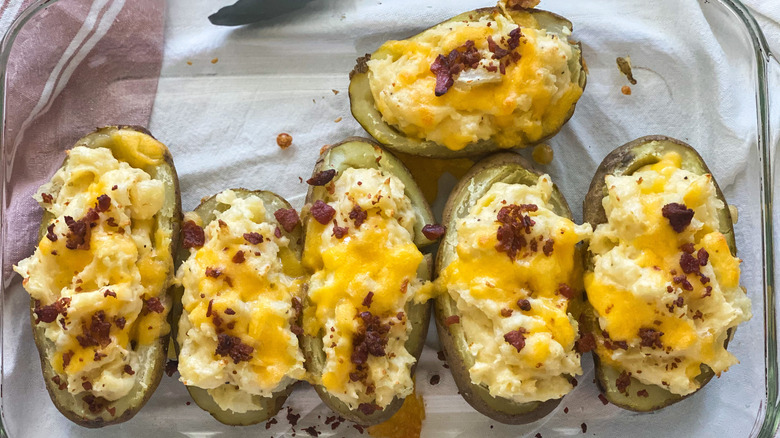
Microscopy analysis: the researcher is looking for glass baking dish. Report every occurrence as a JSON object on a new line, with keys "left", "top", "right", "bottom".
{"left": 0, "top": 0, "right": 777, "bottom": 436}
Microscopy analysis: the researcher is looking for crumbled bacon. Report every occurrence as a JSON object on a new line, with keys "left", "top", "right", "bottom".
{"left": 96, "top": 194, "right": 111, "bottom": 212}
{"left": 82, "top": 394, "right": 108, "bottom": 414}
{"left": 311, "top": 200, "right": 336, "bottom": 225}
{"left": 351, "top": 311, "right": 390, "bottom": 365}
{"left": 358, "top": 403, "right": 381, "bottom": 415}
{"left": 679, "top": 253, "right": 700, "bottom": 274}
{"left": 64, "top": 215, "right": 92, "bottom": 250}
{"left": 41, "top": 193, "right": 53, "bottom": 204}
{"left": 637, "top": 389, "right": 649, "bottom": 398}
{"left": 517, "top": 299, "right": 531, "bottom": 311}
{"left": 206, "top": 299, "right": 214, "bottom": 318}
{"left": 274, "top": 208, "right": 300, "bottom": 232}
{"left": 500, "top": 308, "right": 513, "bottom": 317}
{"left": 114, "top": 316, "right": 126, "bottom": 330}
{"left": 616, "top": 371, "right": 632, "bottom": 394}
{"left": 558, "top": 283, "right": 575, "bottom": 299}
{"left": 430, "top": 40, "right": 482, "bottom": 96}
{"left": 504, "top": 328, "right": 527, "bottom": 352}
{"left": 680, "top": 243, "right": 695, "bottom": 254}
{"left": 103, "top": 290, "right": 116, "bottom": 298}
{"left": 165, "top": 360, "right": 178, "bottom": 377}
{"left": 224, "top": 308, "right": 236, "bottom": 315}
{"left": 332, "top": 220, "right": 348, "bottom": 239}
{"left": 362, "top": 291, "right": 374, "bottom": 308}
{"left": 444, "top": 315, "right": 460, "bottom": 326}
{"left": 243, "top": 232, "right": 263, "bottom": 244}
{"left": 422, "top": 224, "right": 446, "bottom": 240}
{"left": 274, "top": 227, "right": 282, "bottom": 238}
{"left": 45, "top": 223, "right": 58, "bottom": 242}
{"left": 76, "top": 311, "right": 112, "bottom": 348}
{"left": 182, "top": 220, "right": 205, "bottom": 249}
{"left": 144, "top": 297, "right": 165, "bottom": 314}
{"left": 106, "top": 217, "right": 118, "bottom": 227}
{"left": 205, "top": 267, "right": 223, "bottom": 278}
{"left": 662, "top": 203, "right": 694, "bottom": 232}
{"left": 495, "top": 204, "right": 538, "bottom": 260}
{"left": 697, "top": 248, "right": 709, "bottom": 266}
{"left": 604, "top": 339, "right": 628, "bottom": 350}
{"left": 291, "top": 296, "right": 302, "bottom": 317}
{"left": 123, "top": 365, "right": 135, "bottom": 375}
{"left": 542, "top": 239, "right": 554, "bottom": 256}
{"left": 638, "top": 328, "right": 663, "bottom": 349}
{"left": 307, "top": 169, "right": 337, "bottom": 186}
{"left": 349, "top": 205, "right": 368, "bottom": 228}
{"left": 33, "top": 297, "right": 71, "bottom": 324}
{"left": 62, "top": 351, "right": 74, "bottom": 368}
{"left": 575, "top": 332, "right": 596, "bottom": 353}
{"left": 215, "top": 333, "right": 254, "bottom": 364}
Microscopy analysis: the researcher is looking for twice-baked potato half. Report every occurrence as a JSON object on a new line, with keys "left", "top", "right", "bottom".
{"left": 582, "top": 136, "right": 752, "bottom": 411}
{"left": 301, "top": 138, "right": 437, "bottom": 425}
{"left": 171, "top": 189, "right": 306, "bottom": 425}
{"left": 349, "top": 1, "right": 586, "bottom": 158}
{"left": 13, "top": 126, "right": 181, "bottom": 427}
{"left": 434, "top": 153, "right": 591, "bottom": 424}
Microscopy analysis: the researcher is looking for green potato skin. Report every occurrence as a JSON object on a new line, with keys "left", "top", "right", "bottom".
{"left": 301, "top": 138, "right": 434, "bottom": 425}
{"left": 349, "top": 7, "right": 587, "bottom": 158}
{"left": 434, "top": 152, "right": 582, "bottom": 424}
{"left": 31, "top": 126, "right": 181, "bottom": 427}
{"left": 170, "top": 189, "right": 304, "bottom": 426}
{"left": 582, "top": 135, "right": 737, "bottom": 412}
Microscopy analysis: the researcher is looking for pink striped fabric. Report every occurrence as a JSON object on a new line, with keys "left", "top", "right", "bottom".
{"left": 2, "top": 0, "right": 165, "bottom": 280}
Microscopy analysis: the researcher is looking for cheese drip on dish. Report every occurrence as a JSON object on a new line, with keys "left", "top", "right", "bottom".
{"left": 14, "top": 137, "right": 172, "bottom": 402}
{"left": 585, "top": 152, "right": 752, "bottom": 396}
{"left": 366, "top": 7, "right": 582, "bottom": 151}
{"left": 302, "top": 167, "right": 433, "bottom": 411}
{"left": 176, "top": 190, "right": 305, "bottom": 414}
{"left": 437, "top": 177, "right": 592, "bottom": 403}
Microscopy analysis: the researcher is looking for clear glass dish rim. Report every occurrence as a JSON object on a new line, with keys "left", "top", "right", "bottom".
{"left": 0, "top": 0, "right": 775, "bottom": 436}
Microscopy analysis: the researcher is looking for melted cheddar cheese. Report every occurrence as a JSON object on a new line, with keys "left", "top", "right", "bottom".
{"left": 176, "top": 190, "right": 305, "bottom": 413}
{"left": 437, "top": 177, "right": 591, "bottom": 403}
{"left": 14, "top": 142, "right": 172, "bottom": 402}
{"left": 585, "top": 152, "right": 752, "bottom": 395}
{"left": 367, "top": 9, "right": 582, "bottom": 151}
{"left": 303, "top": 168, "right": 432, "bottom": 410}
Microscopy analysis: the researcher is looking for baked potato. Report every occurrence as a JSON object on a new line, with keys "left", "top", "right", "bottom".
{"left": 434, "top": 153, "right": 591, "bottom": 424}
{"left": 582, "top": 136, "right": 751, "bottom": 411}
{"left": 171, "top": 189, "right": 305, "bottom": 425}
{"left": 13, "top": 126, "right": 181, "bottom": 427}
{"left": 349, "top": 2, "right": 586, "bottom": 158}
{"left": 300, "top": 137, "right": 436, "bottom": 424}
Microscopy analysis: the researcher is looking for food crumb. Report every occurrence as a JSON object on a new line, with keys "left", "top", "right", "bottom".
{"left": 165, "top": 360, "right": 178, "bottom": 377}
{"left": 581, "top": 423, "right": 587, "bottom": 433}
{"left": 320, "top": 144, "right": 330, "bottom": 155}
{"left": 563, "top": 407, "right": 569, "bottom": 413}
{"left": 186, "top": 401, "right": 190, "bottom": 405}
{"left": 532, "top": 143, "right": 553, "bottom": 165}
{"left": 332, "top": 89, "right": 340, "bottom": 95}
{"left": 211, "top": 57, "right": 219, "bottom": 64}
{"left": 621, "top": 85, "right": 632, "bottom": 95}
{"left": 430, "top": 374, "right": 440, "bottom": 385}
{"left": 277, "top": 133, "right": 293, "bottom": 149}
{"left": 186, "top": 61, "right": 192, "bottom": 66}
{"left": 334, "top": 117, "right": 342, "bottom": 123}
{"left": 598, "top": 393, "right": 609, "bottom": 405}
{"left": 535, "top": 434, "right": 543, "bottom": 438}
{"left": 616, "top": 56, "right": 637, "bottom": 84}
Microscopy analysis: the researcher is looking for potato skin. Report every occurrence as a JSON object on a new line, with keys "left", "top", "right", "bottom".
{"left": 434, "top": 153, "right": 579, "bottom": 424}
{"left": 348, "top": 7, "right": 586, "bottom": 158}
{"left": 301, "top": 138, "right": 433, "bottom": 425}
{"left": 30, "top": 126, "right": 181, "bottom": 427}
{"left": 170, "top": 189, "right": 303, "bottom": 426}
{"left": 583, "top": 135, "right": 737, "bottom": 412}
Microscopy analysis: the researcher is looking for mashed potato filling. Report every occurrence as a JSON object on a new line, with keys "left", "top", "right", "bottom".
{"left": 302, "top": 168, "right": 433, "bottom": 410}
{"left": 367, "top": 7, "right": 582, "bottom": 151}
{"left": 438, "top": 178, "right": 591, "bottom": 403}
{"left": 14, "top": 143, "right": 172, "bottom": 402}
{"left": 176, "top": 190, "right": 305, "bottom": 413}
{"left": 585, "top": 152, "right": 752, "bottom": 396}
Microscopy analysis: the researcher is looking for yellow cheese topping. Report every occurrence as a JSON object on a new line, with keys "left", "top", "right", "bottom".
{"left": 437, "top": 177, "right": 591, "bottom": 403}
{"left": 585, "top": 152, "right": 752, "bottom": 395}
{"left": 367, "top": 10, "right": 582, "bottom": 151}
{"left": 13, "top": 139, "right": 172, "bottom": 402}
{"left": 176, "top": 190, "right": 305, "bottom": 414}
{"left": 303, "top": 168, "right": 432, "bottom": 410}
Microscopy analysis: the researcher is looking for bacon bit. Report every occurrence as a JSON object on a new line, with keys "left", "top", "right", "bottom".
{"left": 76, "top": 311, "right": 112, "bottom": 348}
{"left": 182, "top": 220, "right": 205, "bottom": 249}
{"left": 358, "top": 403, "right": 381, "bottom": 415}
{"left": 64, "top": 215, "right": 92, "bottom": 250}
{"left": 114, "top": 316, "right": 126, "bottom": 330}
{"left": 103, "top": 290, "right": 116, "bottom": 298}
{"left": 699, "top": 273, "right": 710, "bottom": 284}
{"left": 581, "top": 423, "right": 588, "bottom": 433}
{"left": 83, "top": 394, "right": 108, "bottom": 414}
{"left": 680, "top": 252, "right": 700, "bottom": 274}
{"left": 542, "top": 239, "right": 554, "bottom": 256}
{"left": 243, "top": 232, "right": 263, "bottom": 244}
{"left": 107, "top": 406, "right": 116, "bottom": 416}
{"left": 500, "top": 308, "right": 513, "bottom": 317}
{"left": 45, "top": 223, "right": 58, "bottom": 242}
{"left": 212, "top": 313, "right": 223, "bottom": 328}
{"left": 205, "top": 267, "right": 223, "bottom": 278}
{"left": 96, "top": 194, "right": 111, "bottom": 212}
{"left": 291, "top": 296, "right": 303, "bottom": 318}
{"left": 662, "top": 203, "right": 694, "bottom": 232}
{"left": 275, "top": 227, "right": 283, "bottom": 239}
{"left": 81, "top": 381, "right": 93, "bottom": 391}
{"left": 206, "top": 300, "right": 214, "bottom": 318}
{"left": 106, "top": 217, "right": 118, "bottom": 227}
{"left": 680, "top": 243, "right": 695, "bottom": 254}
{"left": 277, "top": 133, "right": 293, "bottom": 149}
{"left": 495, "top": 204, "right": 538, "bottom": 260}
{"left": 307, "top": 169, "right": 337, "bottom": 186}
{"left": 224, "top": 308, "right": 236, "bottom": 315}
{"left": 144, "top": 297, "right": 165, "bottom": 314}
{"left": 362, "top": 291, "right": 374, "bottom": 308}
{"left": 274, "top": 208, "right": 300, "bottom": 232}
{"left": 123, "top": 365, "right": 135, "bottom": 375}
{"left": 303, "top": 426, "right": 320, "bottom": 437}
{"left": 290, "top": 324, "right": 303, "bottom": 336}
{"left": 638, "top": 328, "right": 663, "bottom": 349}
{"left": 62, "top": 351, "right": 74, "bottom": 368}
{"left": 351, "top": 311, "right": 391, "bottom": 365}
{"left": 697, "top": 248, "right": 709, "bottom": 266}
{"left": 598, "top": 393, "right": 609, "bottom": 405}
{"left": 430, "top": 40, "right": 481, "bottom": 96}
{"left": 216, "top": 334, "right": 254, "bottom": 363}
{"left": 266, "top": 418, "right": 278, "bottom": 429}
{"left": 517, "top": 299, "right": 531, "bottom": 311}
{"left": 226, "top": 321, "right": 236, "bottom": 330}
{"left": 637, "top": 389, "right": 649, "bottom": 397}
{"left": 504, "top": 328, "right": 527, "bottom": 352}
{"left": 422, "top": 223, "right": 446, "bottom": 240}
{"left": 616, "top": 371, "right": 632, "bottom": 394}
{"left": 353, "top": 424, "right": 365, "bottom": 434}
{"left": 400, "top": 279, "right": 409, "bottom": 294}
{"left": 693, "top": 310, "right": 704, "bottom": 319}
{"left": 575, "top": 332, "right": 596, "bottom": 353}
{"left": 349, "top": 205, "right": 368, "bottom": 228}
{"left": 430, "top": 374, "right": 441, "bottom": 385}
{"left": 444, "top": 315, "right": 460, "bottom": 326}
{"left": 287, "top": 407, "right": 301, "bottom": 427}
{"left": 558, "top": 283, "right": 575, "bottom": 299}
{"left": 332, "top": 220, "right": 348, "bottom": 239}
{"left": 667, "top": 285, "right": 674, "bottom": 293}
{"left": 311, "top": 200, "right": 336, "bottom": 225}
{"left": 702, "top": 286, "right": 713, "bottom": 298}
{"left": 33, "top": 297, "right": 71, "bottom": 324}
{"left": 164, "top": 360, "right": 178, "bottom": 377}
{"left": 396, "top": 311, "right": 405, "bottom": 320}
{"left": 604, "top": 339, "right": 628, "bottom": 350}
{"left": 41, "top": 193, "right": 53, "bottom": 204}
